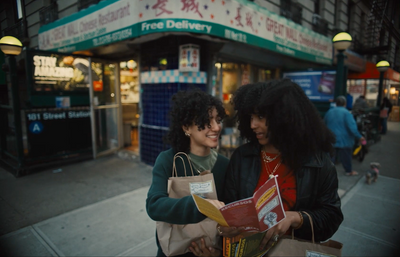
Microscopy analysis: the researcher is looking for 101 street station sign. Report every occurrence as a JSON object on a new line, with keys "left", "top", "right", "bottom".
{"left": 38, "top": 0, "right": 332, "bottom": 65}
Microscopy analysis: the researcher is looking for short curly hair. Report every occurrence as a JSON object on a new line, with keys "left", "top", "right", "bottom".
{"left": 166, "top": 88, "right": 227, "bottom": 153}
{"left": 233, "top": 79, "right": 335, "bottom": 170}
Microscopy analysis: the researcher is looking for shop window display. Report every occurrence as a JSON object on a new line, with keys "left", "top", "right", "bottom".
{"left": 120, "top": 60, "right": 139, "bottom": 104}
{"left": 365, "top": 79, "right": 379, "bottom": 107}
{"left": 221, "top": 63, "right": 240, "bottom": 128}
{"left": 120, "top": 60, "right": 140, "bottom": 152}
{"left": 214, "top": 62, "right": 278, "bottom": 157}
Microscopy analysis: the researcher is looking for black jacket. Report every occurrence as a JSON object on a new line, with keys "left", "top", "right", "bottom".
{"left": 223, "top": 142, "right": 343, "bottom": 242}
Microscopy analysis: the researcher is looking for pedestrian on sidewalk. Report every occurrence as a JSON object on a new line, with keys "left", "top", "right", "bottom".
{"left": 217, "top": 79, "right": 343, "bottom": 250}
{"left": 324, "top": 95, "right": 365, "bottom": 176}
{"left": 146, "top": 89, "right": 229, "bottom": 257}
{"left": 352, "top": 95, "right": 368, "bottom": 114}
{"left": 379, "top": 97, "right": 393, "bottom": 135}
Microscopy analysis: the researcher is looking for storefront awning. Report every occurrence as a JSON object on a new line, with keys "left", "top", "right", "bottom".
{"left": 38, "top": 0, "right": 333, "bottom": 65}
{"left": 349, "top": 61, "right": 400, "bottom": 82}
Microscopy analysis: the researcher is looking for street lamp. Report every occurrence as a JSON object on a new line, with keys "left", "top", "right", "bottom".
{"left": 332, "top": 32, "right": 352, "bottom": 99}
{"left": 0, "top": 36, "right": 24, "bottom": 174}
{"left": 376, "top": 60, "right": 390, "bottom": 107}
{"left": 0, "top": 36, "right": 23, "bottom": 55}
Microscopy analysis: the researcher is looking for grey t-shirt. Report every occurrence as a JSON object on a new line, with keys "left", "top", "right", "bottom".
{"left": 189, "top": 149, "right": 218, "bottom": 174}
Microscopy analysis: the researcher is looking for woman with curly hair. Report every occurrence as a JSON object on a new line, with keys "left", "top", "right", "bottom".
{"left": 217, "top": 79, "right": 343, "bottom": 250}
{"left": 146, "top": 89, "right": 228, "bottom": 257}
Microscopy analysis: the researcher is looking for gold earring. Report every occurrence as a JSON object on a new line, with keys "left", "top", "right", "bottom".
{"left": 185, "top": 132, "right": 190, "bottom": 137}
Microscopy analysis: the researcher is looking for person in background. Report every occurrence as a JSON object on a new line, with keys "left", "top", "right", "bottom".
{"left": 324, "top": 96, "right": 365, "bottom": 176}
{"left": 380, "top": 97, "right": 393, "bottom": 135}
{"left": 346, "top": 93, "right": 353, "bottom": 110}
{"left": 217, "top": 79, "right": 343, "bottom": 250}
{"left": 352, "top": 95, "right": 368, "bottom": 114}
{"left": 146, "top": 89, "right": 229, "bottom": 257}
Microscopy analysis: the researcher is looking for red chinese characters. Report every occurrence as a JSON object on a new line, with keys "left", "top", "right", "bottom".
{"left": 191, "top": 49, "right": 198, "bottom": 68}
{"left": 235, "top": 7, "right": 243, "bottom": 27}
{"left": 181, "top": 0, "right": 203, "bottom": 18}
{"left": 246, "top": 12, "right": 253, "bottom": 31}
{"left": 152, "top": 0, "right": 173, "bottom": 16}
{"left": 181, "top": 49, "right": 187, "bottom": 68}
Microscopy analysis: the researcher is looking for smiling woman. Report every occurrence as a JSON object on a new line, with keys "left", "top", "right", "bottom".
{"left": 146, "top": 88, "right": 229, "bottom": 257}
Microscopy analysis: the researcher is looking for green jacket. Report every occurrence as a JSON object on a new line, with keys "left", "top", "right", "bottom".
{"left": 146, "top": 148, "right": 229, "bottom": 257}
{"left": 146, "top": 148, "right": 229, "bottom": 224}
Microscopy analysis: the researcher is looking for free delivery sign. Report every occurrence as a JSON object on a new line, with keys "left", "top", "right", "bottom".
{"left": 38, "top": 0, "right": 332, "bottom": 65}
{"left": 283, "top": 71, "right": 336, "bottom": 102}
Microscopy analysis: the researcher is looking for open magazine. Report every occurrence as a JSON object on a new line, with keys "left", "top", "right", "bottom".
{"left": 192, "top": 176, "right": 286, "bottom": 232}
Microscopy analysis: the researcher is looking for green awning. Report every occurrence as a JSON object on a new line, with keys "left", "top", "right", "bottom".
{"left": 38, "top": 0, "right": 333, "bottom": 64}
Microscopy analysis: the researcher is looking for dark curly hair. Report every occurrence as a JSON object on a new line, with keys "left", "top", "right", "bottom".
{"left": 166, "top": 88, "right": 227, "bottom": 153}
{"left": 233, "top": 79, "right": 335, "bottom": 170}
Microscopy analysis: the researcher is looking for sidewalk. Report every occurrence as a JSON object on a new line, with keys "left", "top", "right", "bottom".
{"left": 0, "top": 122, "right": 399, "bottom": 256}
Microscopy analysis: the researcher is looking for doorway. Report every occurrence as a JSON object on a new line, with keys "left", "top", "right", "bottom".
{"left": 89, "top": 59, "right": 120, "bottom": 158}
{"left": 119, "top": 60, "right": 140, "bottom": 155}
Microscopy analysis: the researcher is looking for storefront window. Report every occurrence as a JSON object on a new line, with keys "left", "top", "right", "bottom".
{"left": 120, "top": 60, "right": 140, "bottom": 152}
{"left": 365, "top": 79, "right": 379, "bottom": 107}
{"left": 257, "top": 68, "right": 272, "bottom": 82}
{"left": 221, "top": 63, "right": 239, "bottom": 127}
{"left": 347, "top": 79, "right": 365, "bottom": 105}
{"left": 91, "top": 62, "right": 116, "bottom": 105}
{"left": 213, "top": 62, "right": 278, "bottom": 127}
{"left": 120, "top": 60, "right": 139, "bottom": 104}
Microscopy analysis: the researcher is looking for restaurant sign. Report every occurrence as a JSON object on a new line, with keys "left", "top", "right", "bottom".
{"left": 38, "top": 0, "right": 332, "bottom": 64}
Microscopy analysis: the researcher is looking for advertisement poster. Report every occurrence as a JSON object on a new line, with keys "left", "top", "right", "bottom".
{"left": 32, "top": 53, "right": 99, "bottom": 92}
{"left": 179, "top": 44, "right": 200, "bottom": 72}
{"left": 283, "top": 71, "right": 336, "bottom": 102}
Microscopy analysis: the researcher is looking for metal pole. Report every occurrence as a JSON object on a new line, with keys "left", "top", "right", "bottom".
{"left": 377, "top": 71, "right": 384, "bottom": 107}
{"left": 7, "top": 55, "right": 24, "bottom": 173}
{"left": 334, "top": 50, "right": 345, "bottom": 99}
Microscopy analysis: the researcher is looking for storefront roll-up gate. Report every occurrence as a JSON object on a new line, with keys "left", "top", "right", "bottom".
{"left": 88, "top": 58, "right": 122, "bottom": 158}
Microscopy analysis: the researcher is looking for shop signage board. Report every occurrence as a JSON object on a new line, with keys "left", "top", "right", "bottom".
{"left": 179, "top": 44, "right": 200, "bottom": 72}
{"left": 25, "top": 109, "right": 91, "bottom": 158}
{"left": 38, "top": 0, "right": 332, "bottom": 65}
{"left": 283, "top": 71, "right": 336, "bottom": 102}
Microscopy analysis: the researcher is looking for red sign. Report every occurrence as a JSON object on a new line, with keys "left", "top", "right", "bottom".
{"left": 93, "top": 81, "right": 103, "bottom": 91}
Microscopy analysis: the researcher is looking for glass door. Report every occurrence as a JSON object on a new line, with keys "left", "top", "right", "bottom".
{"left": 89, "top": 59, "right": 121, "bottom": 158}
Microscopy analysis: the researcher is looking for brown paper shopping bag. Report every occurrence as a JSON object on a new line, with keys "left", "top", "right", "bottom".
{"left": 156, "top": 152, "right": 221, "bottom": 256}
{"left": 267, "top": 212, "right": 343, "bottom": 257}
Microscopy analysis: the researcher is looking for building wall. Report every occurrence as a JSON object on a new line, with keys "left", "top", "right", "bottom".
{"left": 1, "top": 0, "right": 399, "bottom": 69}
{"left": 2, "top": 0, "right": 349, "bottom": 49}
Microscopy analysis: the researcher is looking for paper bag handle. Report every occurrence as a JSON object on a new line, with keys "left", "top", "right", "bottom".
{"left": 172, "top": 152, "right": 194, "bottom": 177}
{"left": 291, "top": 211, "right": 315, "bottom": 243}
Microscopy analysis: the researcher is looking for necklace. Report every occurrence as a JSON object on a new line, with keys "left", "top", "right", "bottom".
{"left": 262, "top": 152, "right": 282, "bottom": 179}
{"left": 261, "top": 151, "right": 280, "bottom": 163}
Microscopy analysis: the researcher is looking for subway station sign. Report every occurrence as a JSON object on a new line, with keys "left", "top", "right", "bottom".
{"left": 38, "top": 0, "right": 332, "bottom": 65}
{"left": 25, "top": 110, "right": 91, "bottom": 158}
